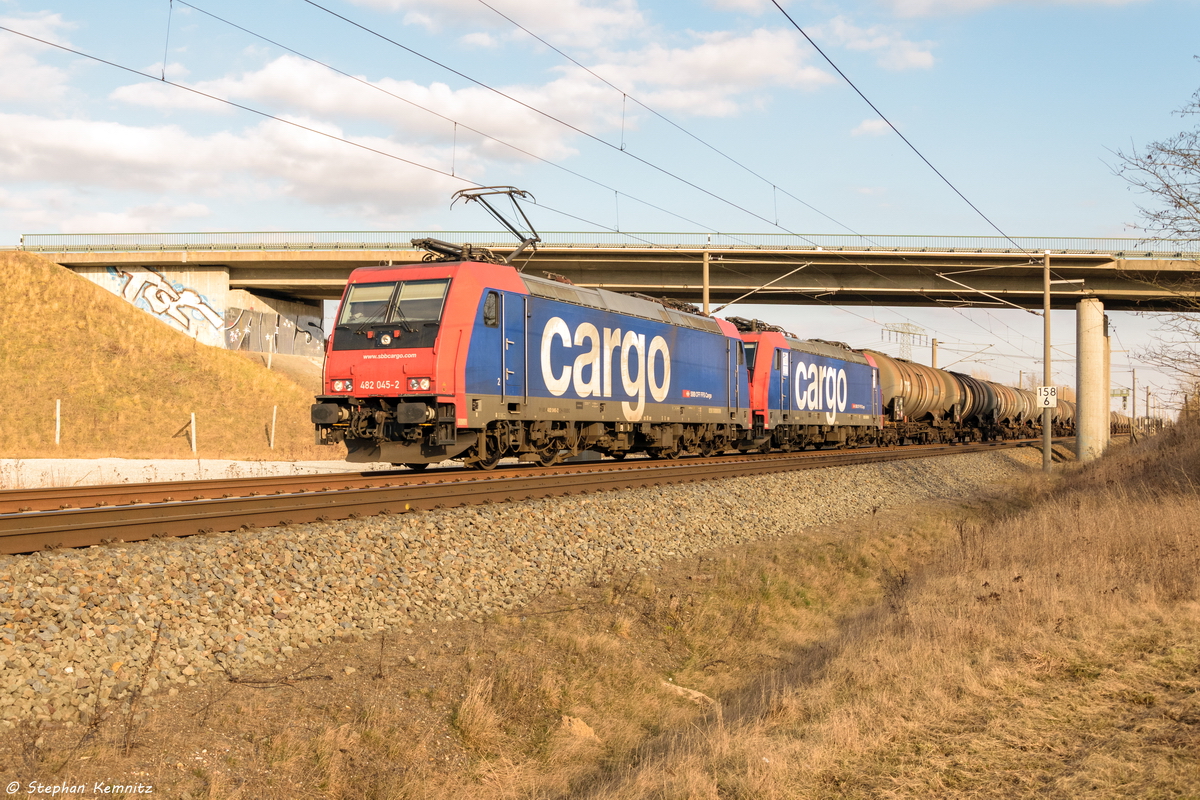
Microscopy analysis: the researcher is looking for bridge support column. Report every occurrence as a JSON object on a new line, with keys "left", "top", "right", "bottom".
{"left": 1076, "top": 298, "right": 1108, "bottom": 462}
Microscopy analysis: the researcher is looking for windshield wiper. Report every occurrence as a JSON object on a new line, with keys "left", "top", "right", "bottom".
{"left": 387, "top": 300, "right": 417, "bottom": 334}
{"left": 349, "top": 302, "right": 391, "bottom": 336}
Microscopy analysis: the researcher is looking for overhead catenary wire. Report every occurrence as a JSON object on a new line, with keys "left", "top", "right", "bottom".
{"left": 301, "top": 0, "right": 801, "bottom": 236}
{"left": 0, "top": 25, "right": 482, "bottom": 189}
{"left": 333, "top": 1, "right": 1008, "bottom": 350}
{"left": 0, "top": 24, "right": 680, "bottom": 259}
{"left": 467, "top": 0, "right": 998, "bottom": 344}
{"left": 298, "top": 0, "right": 1038, "bottom": 360}
{"left": 769, "top": 0, "right": 1040, "bottom": 260}
{"left": 469, "top": 0, "right": 870, "bottom": 239}
{"left": 4, "top": 15, "right": 1044, "bottom": 371}
{"left": 768, "top": 0, "right": 1076, "bottom": 318}
{"left": 160, "top": 0, "right": 174, "bottom": 81}
{"left": 33, "top": 9, "right": 1015, "bottom": 371}
{"left": 0, "top": 20, "right": 860, "bottom": 308}
{"left": 476, "top": 8, "right": 1022, "bottom": 345}
{"left": 297, "top": 0, "right": 983, "bottom": 345}
{"left": 176, "top": 0, "right": 936, "bottom": 312}
{"left": 172, "top": 0, "right": 741, "bottom": 240}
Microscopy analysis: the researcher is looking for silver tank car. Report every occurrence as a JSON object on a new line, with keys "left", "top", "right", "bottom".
{"left": 864, "top": 350, "right": 960, "bottom": 421}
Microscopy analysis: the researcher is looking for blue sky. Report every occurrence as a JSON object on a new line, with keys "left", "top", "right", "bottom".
{"left": 1, "top": 0, "right": 1197, "bottom": 411}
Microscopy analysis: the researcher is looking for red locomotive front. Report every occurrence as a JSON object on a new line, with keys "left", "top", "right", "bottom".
{"left": 311, "top": 260, "right": 524, "bottom": 466}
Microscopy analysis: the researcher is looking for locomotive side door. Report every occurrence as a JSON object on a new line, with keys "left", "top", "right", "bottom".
{"left": 727, "top": 340, "right": 743, "bottom": 417}
{"left": 501, "top": 293, "right": 526, "bottom": 406}
{"left": 726, "top": 340, "right": 734, "bottom": 418}
{"left": 778, "top": 349, "right": 790, "bottom": 417}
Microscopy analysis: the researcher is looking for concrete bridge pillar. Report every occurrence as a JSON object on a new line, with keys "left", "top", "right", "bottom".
{"left": 1076, "top": 298, "right": 1109, "bottom": 462}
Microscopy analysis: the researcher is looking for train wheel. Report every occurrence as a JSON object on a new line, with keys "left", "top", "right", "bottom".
{"left": 610, "top": 451, "right": 628, "bottom": 461}
{"left": 472, "top": 448, "right": 502, "bottom": 471}
{"left": 466, "top": 428, "right": 504, "bottom": 471}
{"left": 533, "top": 444, "right": 561, "bottom": 467}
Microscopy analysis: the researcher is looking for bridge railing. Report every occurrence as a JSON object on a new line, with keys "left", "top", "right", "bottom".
{"left": 17, "top": 231, "right": 1200, "bottom": 258}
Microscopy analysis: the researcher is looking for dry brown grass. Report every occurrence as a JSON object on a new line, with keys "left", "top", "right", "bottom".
{"left": 0, "top": 251, "right": 334, "bottom": 460}
{"left": 569, "top": 429, "right": 1200, "bottom": 800}
{"left": 2, "top": 395, "right": 1198, "bottom": 796}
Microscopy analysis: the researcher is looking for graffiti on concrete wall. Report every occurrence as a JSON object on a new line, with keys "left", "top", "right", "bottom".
{"left": 225, "top": 307, "right": 324, "bottom": 358}
{"left": 108, "top": 267, "right": 224, "bottom": 335}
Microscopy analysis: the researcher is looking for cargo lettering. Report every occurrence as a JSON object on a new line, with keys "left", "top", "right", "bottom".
{"left": 541, "top": 317, "right": 670, "bottom": 421}
{"left": 794, "top": 360, "right": 848, "bottom": 424}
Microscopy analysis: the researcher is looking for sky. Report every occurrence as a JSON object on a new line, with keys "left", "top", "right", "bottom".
{"left": 1, "top": 0, "right": 1198, "bottom": 414}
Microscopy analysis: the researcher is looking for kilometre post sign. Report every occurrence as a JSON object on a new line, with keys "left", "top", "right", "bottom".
{"left": 1037, "top": 386, "right": 1058, "bottom": 408}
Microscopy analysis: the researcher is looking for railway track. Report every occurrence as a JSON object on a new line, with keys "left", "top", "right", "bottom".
{"left": 0, "top": 439, "right": 1061, "bottom": 555}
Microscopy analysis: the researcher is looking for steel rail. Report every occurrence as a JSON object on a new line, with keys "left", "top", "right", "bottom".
{"left": 0, "top": 446, "right": 959, "bottom": 514}
{"left": 0, "top": 440, "right": 1052, "bottom": 555}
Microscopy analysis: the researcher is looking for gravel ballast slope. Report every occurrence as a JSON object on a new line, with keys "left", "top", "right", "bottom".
{"left": 0, "top": 449, "right": 1043, "bottom": 726}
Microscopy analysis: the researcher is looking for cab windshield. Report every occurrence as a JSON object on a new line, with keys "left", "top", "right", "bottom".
{"left": 333, "top": 279, "right": 449, "bottom": 350}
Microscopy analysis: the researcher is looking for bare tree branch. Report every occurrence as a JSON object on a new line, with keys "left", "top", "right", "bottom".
{"left": 1116, "top": 72, "right": 1200, "bottom": 386}
{"left": 1114, "top": 81, "right": 1200, "bottom": 245}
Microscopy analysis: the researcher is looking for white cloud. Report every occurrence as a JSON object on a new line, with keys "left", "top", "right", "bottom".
{"left": 141, "top": 61, "right": 190, "bottom": 80}
{"left": 0, "top": 188, "right": 213, "bottom": 235}
{"left": 401, "top": 11, "right": 437, "bottom": 30}
{"left": 705, "top": 0, "right": 774, "bottom": 13}
{"left": 0, "top": 111, "right": 472, "bottom": 224}
{"left": 59, "top": 203, "right": 211, "bottom": 233}
{"left": 852, "top": 119, "right": 891, "bottom": 136}
{"left": 241, "top": 117, "right": 470, "bottom": 213}
{"left": 583, "top": 28, "right": 834, "bottom": 116}
{"left": 112, "top": 55, "right": 584, "bottom": 160}
{"left": 347, "top": 0, "right": 646, "bottom": 48}
{"left": 0, "top": 5, "right": 843, "bottom": 233}
{"left": 882, "top": 0, "right": 1146, "bottom": 17}
{"left": 109, "top": 24, "right": 827, "bottom": 165}
{"left": 0, "top": 12, "right": 74, "bottom": 101}
{"left": 811, "top": 16, "right": 934, "bottom": 70}
{"left": 460, "top": 32, "right": 498, "bottom": 48}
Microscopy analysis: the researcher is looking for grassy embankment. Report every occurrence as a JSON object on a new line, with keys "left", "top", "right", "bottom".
{"left": 4, "top": 425, "right": 1197, "bottom": 798}
{"left": 0, "top": 251, "right": 335, "bottom": 461}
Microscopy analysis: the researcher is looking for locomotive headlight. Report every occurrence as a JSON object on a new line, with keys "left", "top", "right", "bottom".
{"left": 380, "top": 333, "right": 392, "bottom": 346}
{"left": 408, "top": 377, "right": 431, "bottom": 391}
{"left": 332, "top": 379, "right": 354, "bottom": 392}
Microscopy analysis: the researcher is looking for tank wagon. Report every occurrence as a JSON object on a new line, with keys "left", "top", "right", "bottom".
{"left": 313, "top": 251, "right": 1094, "bottom": 468}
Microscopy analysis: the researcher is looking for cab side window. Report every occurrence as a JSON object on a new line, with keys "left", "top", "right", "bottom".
{"left": 483, "top": 291, "right": 499, "bottom": 328}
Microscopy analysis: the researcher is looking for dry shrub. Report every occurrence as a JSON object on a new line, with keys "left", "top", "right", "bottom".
{"left": 453, "top": 677, "right": 504, "bottom": 754}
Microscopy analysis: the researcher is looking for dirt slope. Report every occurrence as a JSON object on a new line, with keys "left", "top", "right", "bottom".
{"left": 0, "top": 251, "right": 337, "bottom": 460}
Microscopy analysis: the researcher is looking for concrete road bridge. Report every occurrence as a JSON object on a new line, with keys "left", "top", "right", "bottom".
{"left": 19, "top": 231, "right": 1200, "bottom": 462}
{"left": 21, "top": 230, "right": 1200, "bottom": 311}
